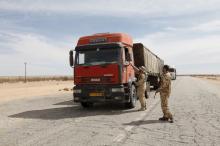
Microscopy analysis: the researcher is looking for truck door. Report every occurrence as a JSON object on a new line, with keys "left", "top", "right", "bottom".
{"left": 123, "top": 47, "right": 134, "bottom": 83}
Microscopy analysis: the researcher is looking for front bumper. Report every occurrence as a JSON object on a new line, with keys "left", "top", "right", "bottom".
{"left": 73, "top": 84, "right": 129, "bottom": 103}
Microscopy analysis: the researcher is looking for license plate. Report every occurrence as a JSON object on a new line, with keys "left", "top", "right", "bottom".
{"left": 89, "top": 92, "right": 104, "bottom": 96}
{"left": 91, "top": 78, "right": 100, "bottom": 82}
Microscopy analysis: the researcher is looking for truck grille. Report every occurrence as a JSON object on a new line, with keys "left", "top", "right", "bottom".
{"left": 80, "top": 77, "right": 112, "bottom": 83}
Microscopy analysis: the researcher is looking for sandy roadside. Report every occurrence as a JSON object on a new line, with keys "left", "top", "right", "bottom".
{"left": 194, "top": 76, "right": 220, "bottom": 88}
{"left": 205, "top": 79, "right": 220, "bottom": 86}
{"left": 0, "top": 81, "right": 74, "bottom": 103}
{"left": 1, "top": 77, "right": 218, "bottom": 104}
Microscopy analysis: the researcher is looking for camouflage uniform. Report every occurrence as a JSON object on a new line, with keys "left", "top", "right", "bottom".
{"left": 158, "top": 72, "right": 173, "bottom": 119}
{"left": 136, "top": 73, "right": 147, "bottom": 110}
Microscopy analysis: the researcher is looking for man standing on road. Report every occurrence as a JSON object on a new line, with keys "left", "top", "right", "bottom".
{"left": 131, "top": 64, "right": 147, "bottom": 111}
{"left": 156, "top": 65, "right": 174, "bottom": 123}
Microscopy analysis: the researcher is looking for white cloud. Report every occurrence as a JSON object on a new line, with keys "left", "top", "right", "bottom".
{"left": 165, "top": 20, "right": 220, "bottom": 32}
{"left": 0, "top": 31, "right": 74, "bottom": 76}
{"left": 0, "top": 0, "right": 220, "bottom": 17}
{"left": 135, "top": 25, "right": 220, "bottom": 74}
{"left": 192, "top": 20, "right": 220, "bottom": 32}
{"left": 0, "top": 0, "right": 220, "bottom": 75}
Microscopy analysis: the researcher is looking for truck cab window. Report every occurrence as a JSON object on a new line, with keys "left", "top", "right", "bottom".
{"left": 77, "top": 53, "right": 85, "bottom": 64}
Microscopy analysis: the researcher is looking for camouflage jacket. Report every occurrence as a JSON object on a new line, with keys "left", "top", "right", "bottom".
{"left": 135, "top": 73, "right": 147, "bottom": 88}
{"left": 158, "top": 72, "right": 171, "bottom": 94}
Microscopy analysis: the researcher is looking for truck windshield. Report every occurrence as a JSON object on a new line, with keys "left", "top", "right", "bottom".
{"left": 169, "top": 68, "right": 175, "bottom": 72}
{"left": 75, "top": 48, "right": 120, "bottom": 66}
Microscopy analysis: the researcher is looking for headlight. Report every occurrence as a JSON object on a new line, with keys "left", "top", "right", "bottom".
{"left": 111, "top": 88, "right": 124, "bottom": 92}
{"left": 74, "top": 89, "right": 82, "bottom": 93}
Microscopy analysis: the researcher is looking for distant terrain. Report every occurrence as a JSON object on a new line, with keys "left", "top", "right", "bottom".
{"left": 190, "top": 74, "right": 220, "bottom": 82}
{"left": 1, "top": 75, "right": 219, "bottom": 83}
{"left": 0, "top": 76, "right": 73, "bottom": 83}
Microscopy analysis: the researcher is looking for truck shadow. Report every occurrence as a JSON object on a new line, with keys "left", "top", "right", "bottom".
{"left": 9, "top": 100, "right": 139, "bottom": 120}
{"left": 53, "top": 100, "right": 74, "bottom": 105}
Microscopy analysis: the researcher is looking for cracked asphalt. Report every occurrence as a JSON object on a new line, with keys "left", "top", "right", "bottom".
{"left": 0, "top": 77, "right": 220, "bottom": 146}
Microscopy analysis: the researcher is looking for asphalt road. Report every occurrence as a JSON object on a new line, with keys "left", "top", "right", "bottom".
{"left": 0, "top": 77, "right": 220, "bottom": 146}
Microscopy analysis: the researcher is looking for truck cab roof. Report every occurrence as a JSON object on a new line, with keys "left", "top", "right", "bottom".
{"left": 77, "top": 33, "right": 133, "bottom": 47}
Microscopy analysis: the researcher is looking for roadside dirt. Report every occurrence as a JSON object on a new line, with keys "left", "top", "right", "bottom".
{"left": 195, "top": 76, "right": 220, "bottom": 85}
{"left": 0, "top": 81, "right": 74, "bottom": 103}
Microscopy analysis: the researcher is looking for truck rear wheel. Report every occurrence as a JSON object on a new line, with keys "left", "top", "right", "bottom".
{"left": 125, "top": 84, "right": 137, "bottom": 108}
{"left": 81, "top": 102, "right": 94, "bottom": 108}
{"left": 145, "top": 91, "right": 150, "bottom": 99}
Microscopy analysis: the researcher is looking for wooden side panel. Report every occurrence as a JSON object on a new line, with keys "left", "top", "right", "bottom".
{"left": 133, "top": 44, "right": 145, "bottom": 67}
{"left": 133, "top": 43, "right": 164, "bottom": 75}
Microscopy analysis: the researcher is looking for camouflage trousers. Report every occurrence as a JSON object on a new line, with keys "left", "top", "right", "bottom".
{"left": 160, "top": 92, "right": 173, "bottom": 118}
{"left": 137, "top": 86, "right": 146, "bottom": 108}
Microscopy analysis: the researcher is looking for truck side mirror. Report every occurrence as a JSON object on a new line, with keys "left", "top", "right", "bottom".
{"left": 69, "top": 50, "right": 74, "bottom": 67}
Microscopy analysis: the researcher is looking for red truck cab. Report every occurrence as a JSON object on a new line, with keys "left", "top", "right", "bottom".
{"left": 69, "top": 33, "right": 137, "bottom": 108}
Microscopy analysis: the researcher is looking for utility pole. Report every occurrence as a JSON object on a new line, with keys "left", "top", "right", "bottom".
{"left": 24, "top": 62, "right": 27, "bottom": 83}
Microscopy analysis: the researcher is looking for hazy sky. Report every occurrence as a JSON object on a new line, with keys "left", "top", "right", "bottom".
{"left": 0, "top": 0, "right": 220, "bottom": 75}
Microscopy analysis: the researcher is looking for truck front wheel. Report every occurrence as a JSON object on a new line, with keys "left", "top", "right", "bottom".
{"left": 81, "top": 102, "right": 94, "bottom": 108}
{"left": 125, "top": 84, "right": 137, "bottom": 108}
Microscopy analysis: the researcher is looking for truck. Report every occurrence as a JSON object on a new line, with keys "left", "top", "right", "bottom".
{"left": 69, "top": 33, "right": 164, "bottom": 108}
{"left": 169, "top": 67, "right": 177, "bottom": 80}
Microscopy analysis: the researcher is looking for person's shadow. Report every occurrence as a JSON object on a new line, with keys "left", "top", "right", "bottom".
{"left": 123, "top": 119, "right": 169, "bottom": 126}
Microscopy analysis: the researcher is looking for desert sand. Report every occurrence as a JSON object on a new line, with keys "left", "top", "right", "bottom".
{"left": 0, "top": 81, "right": 74, "bottom": 103}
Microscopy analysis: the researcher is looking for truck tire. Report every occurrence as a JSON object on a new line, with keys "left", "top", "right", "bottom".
{"left": 81, "top": 102, "right": 94, "bottom": 108}
{"left": 145, "top": 90, "right": 150, "bottom": 99}
{"left": 153, "top": 76, "right": 160, "bottom": 90}
{"left": 125, "top": 84, "right": 137, "bottom": 108}
{"left": 153, "top": 85, "right": 159, "bottom": 90}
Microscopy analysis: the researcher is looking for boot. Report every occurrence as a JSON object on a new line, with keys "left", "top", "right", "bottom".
{"left": 159, "top": 117, "right": 168, "bottom": 121}
{"left": 144, "top": 103, "right": 147, "bottom": 110}
{"left": 169, "top": 117, "right": 174, "bottom": 123}
{"left": 138, "top": 107, "right": 146, "bottom": 111}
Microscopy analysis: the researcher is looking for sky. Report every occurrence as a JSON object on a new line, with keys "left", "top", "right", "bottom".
{"left": 0, "top": 0, "right": 220, "bottom": 76}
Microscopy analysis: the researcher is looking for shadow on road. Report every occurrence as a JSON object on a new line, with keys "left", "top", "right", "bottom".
{"left": 53, "top": 100, "right": 74, "bottom": 105}
{"left": 123, "top": 120, "right": 169, "bottom": 126}
{"left": 9, "top": 100, "right": 140, "bottom": 120}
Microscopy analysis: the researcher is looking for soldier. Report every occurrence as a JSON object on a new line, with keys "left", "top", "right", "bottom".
{"left": 131, "top": 64, "right": 147, "bottom": 111}
{"left": 156, "top": 65, "right": 173, "bottom": 123}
